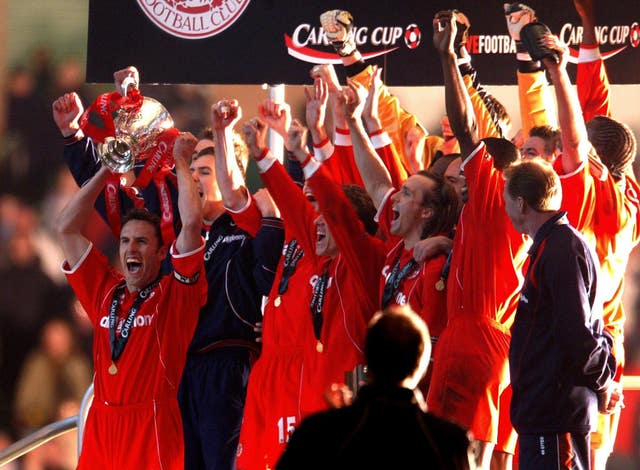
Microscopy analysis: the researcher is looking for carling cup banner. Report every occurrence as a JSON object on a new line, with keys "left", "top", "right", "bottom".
{"left": 87, "top": 0, "right": 640, "bottom": 86}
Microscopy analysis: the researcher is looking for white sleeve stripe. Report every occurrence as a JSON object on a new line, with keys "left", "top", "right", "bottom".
{"left": 303, "top": 159, "right": 321, "bottom": 179}
{"left": 374, "top": 188, "right": 395, "bottom": 223}
{"left": 170, "top": 241, "right": 205, "bottom": 258}
{"left": 578, "top": 46, "right": 601, "bottom": 63}
{"left": 313, "top": 142, "right": 334, "bottom": 161}
{"left": 256, "top": 152, "right": 278, "bottom": 173}
{"left": 460, "top": 141, "right": 485, "bottom": 171}
{"left": 334, "top": 132, "right": 352, "bottom": 147}
{"left": 61, "top": 243, "right": 93, "bottom": 274}
{"left": 370, "top": 133, "right": 393, "bottom": 149}
{"left": 224, "top": 187, "right": 252, "bottom": 214}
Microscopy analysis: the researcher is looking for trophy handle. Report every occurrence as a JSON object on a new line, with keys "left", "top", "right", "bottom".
{"left": 122, "top": 76, "right": 138, "bottom": 97}
{"left": 98, "top": 136, "right": 135, "bottom": 174}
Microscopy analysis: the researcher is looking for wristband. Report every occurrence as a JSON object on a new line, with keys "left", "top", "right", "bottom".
{"left": 254, "top": 148, "right": 269, "bottom": 162}
{"left": 300, "top": 153, "right": 312, "bottom": 168}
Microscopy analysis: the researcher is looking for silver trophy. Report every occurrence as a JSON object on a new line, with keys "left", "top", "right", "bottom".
{"left": 97, "top": 77, "right": 174, "bottom": 174}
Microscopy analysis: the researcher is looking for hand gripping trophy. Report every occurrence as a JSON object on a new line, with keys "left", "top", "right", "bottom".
{"left": 80, "top": 67, "right": 178, "bottom": 176}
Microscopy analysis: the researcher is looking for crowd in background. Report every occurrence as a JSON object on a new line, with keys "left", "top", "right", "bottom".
{"left": 2, "top": 4, "right": 640, "bottom": 469}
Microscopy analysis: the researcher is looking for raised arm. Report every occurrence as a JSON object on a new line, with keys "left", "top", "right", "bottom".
{"left": 258, "top": 99, "right": 291, "bottom": 141}
{"left": 310, "top": 64, "right": 349, "bottom": 131}
{"left": 304, "top": 77, "right": 330, "bottom": 147}
{"left": 52, "top": 92, "right": 84, "bottom": 138}
{"left": 211, "top": 99, "right": 249, "bottom": 211}
{"left": 542, "top": 34, "right": 590, "bottom": 174}
{"left": 434, "top": 11, "right": 479, "bottom": 157}
{"left": 575, "top": 0, "right": 596, "bottom": 47}
{"left": 574, "top": 0, "right": 612, "bottom": 122}
{"left": 504, "top": 3, "right": 558, "bottom": 137}
{"left": 54, "top": 92, "right": 105, "bottom": 189}
{"left": 56, "top": 166, "right": 110, "bottom": 267}
{"left": 173, "top": 132, "right": 202, "bottom": 253}
{"left": 342, "top": 77, "right": 393, "bottom": 209}
{"left": 245, "top": 116, "right": 319, "bottom": 256}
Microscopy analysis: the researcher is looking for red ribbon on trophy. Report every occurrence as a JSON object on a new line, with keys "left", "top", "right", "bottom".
{"left": 80, "top": 86, "right": 180, "bottom": 245}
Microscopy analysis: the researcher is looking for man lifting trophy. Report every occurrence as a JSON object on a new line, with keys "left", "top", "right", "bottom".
{"left": 53, "top": 66, "right": 184, "bottom": 246}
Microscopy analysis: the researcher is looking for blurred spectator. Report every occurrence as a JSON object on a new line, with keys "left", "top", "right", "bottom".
{"left": 13, "top": 318, "right": 91, "bottom": 436}
{"left": 0, "top": 427, "right": 19, "bottom": 470}
{"left": 21, "top": 399, "right": 82, "bottom": 470}
{"left": 69, "top": 297, "right": 93, "bottom": 360}
{"left": 53, "top": 58, "right": 93, "bottom": 107}
{"left": 39, "top": 167, "right": 116, "bottom": 275}
{"left": 0, "top": 198, "right": 73, "bottom": 432}
{"left": 2, "top": 49, "right": 66, "bottom": 205}
{"left": 30, "top": 47, "right": 55, "bottom": 104}
{"left": 0, "top": 194, "right": 71, "bottom": 286}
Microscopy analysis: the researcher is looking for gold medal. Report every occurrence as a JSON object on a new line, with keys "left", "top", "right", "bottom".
{"left": 435, "top": 278, "right": 445, "bottom": 292}
{"left": 274, "top": 296, "right": 281, "bottom": 307}
{"left": 108, "top": 362, "right": 118, "bottom": 375}
{"left": 316, "top": 341, "right": 324, "bottom": 353}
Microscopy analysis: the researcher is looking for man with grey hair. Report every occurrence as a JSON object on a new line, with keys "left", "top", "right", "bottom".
{"left": 503, "top": 157, "right": 618, "bottom": 470}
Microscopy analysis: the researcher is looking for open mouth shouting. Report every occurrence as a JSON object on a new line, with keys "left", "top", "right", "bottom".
{"left": 125, "top": 256, "right": 143, "bottom": 275}
{"left": 390, "top": 206, "right": 401, "bottom": 233}
{"left": 316, "top": 228, "right": 327, "bottom": 245}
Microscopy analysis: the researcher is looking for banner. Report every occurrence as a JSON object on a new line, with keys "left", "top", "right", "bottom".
{"left": 87, "top": 0, "right": 640, "bottom": 86}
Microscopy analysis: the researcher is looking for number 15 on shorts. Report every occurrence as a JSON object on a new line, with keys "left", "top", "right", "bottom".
{"left": 277, "top": 416, "right": 297, "bottom": 443}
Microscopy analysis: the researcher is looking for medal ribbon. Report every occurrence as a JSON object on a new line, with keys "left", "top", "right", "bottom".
{"left": 278, "top": 239, "right": 304, "bottom": 295}
{"left": 108, "top": 279, "right": 159, "bottom": 363}
{"left": 153, "top": 166, "right": 178, "bottom": 246}
{"left": 309, "top": 266, "right": 330, "bottom": 342}
{"left": 440, "top": 248, "right": 453, "bottom": 283}
{"left": 381, "top": 252, "right": 418, "bottom": 309}
{"left": 103, "top": 174, "right": 146, "bottom": 240}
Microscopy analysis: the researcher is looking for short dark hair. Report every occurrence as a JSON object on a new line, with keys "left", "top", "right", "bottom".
{"left": 121, "top": 208, "right": 164, "bottom": 246}
{"left": 414, "top": 171, "right": 460, "bottom": 239}
{"left": 428, "top": 153, "right": 460, "bottom": 178}
{"left": 483, "top": 137, "right": 520, "bottom": 170}
{"left": 529, "top": 125, "right": 562, "bottom": 155}
{"left": 342, "top": 184, "right": 378, "bottom": 236}
{"left": 586, "top": 116, "right": 637, "bottom": 180}
{"left": 365, "top": 305, "right": 430, "bottom": 386}
{"left": 504, "top": 158, "right": 561, "bottom": 212}
{"left": 196, "top": 126, "right": 250, "bottom": 177}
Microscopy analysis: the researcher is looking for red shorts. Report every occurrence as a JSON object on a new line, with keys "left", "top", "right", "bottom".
{"left": 78, "top": 398, "right": 183, "bottom": 470}
{"left": 495, "top": 384, "right": 518, "bottom": 454}
{"left": 237, "top": 347, "right": 305, "bottom": 470}
{"left": 427, "top": 316, "right": 511, "bottom": 446}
